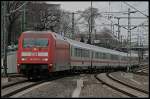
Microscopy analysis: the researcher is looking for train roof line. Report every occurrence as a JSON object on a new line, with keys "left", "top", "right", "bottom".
{"left": 66, "top": 38, "right": 138, "bottom": 57}
{"left": 22, "top": 31, "right": 138, "bottom": 57}
{"left": 23, "top": 31, "right": 53, "bottom": 34}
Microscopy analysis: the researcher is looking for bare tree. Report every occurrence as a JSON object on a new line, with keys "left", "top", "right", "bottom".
{"left": 24, "top": 2, "right": 61, "bottom": 33}
{"left": 3, "top": 1, "right": 25, "bottom": 45}
{"left": 59, "top": 10, "right": 72, "bottom": 36}
{"left": 40, "top": 8, "right": 61, "bottom": 32}
{"left": 78, "top": 7, "right": 102, "bottom": 33}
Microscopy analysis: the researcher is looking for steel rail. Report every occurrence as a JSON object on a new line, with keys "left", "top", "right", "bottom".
{"left": 94, "top": 74, "right": 137, "bottom": 97}
{"left": 2, "top": 79, "right": 28, "bottom": 89}
{"left": 107, "top": 72, "right": 149, "bottom": 94}
{"left": 2, "top": 80, "right": 46, "bottom": 98}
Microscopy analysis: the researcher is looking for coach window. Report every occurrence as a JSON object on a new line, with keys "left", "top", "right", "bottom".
{"left": 102, "top": 53, "right": 105, "bottom": 59}
{"left": 103, "top": 53, "right": 106, "bottom": 59}
{"left": 83, "top": 49, "right": 86, "bottom": 57}
{"left": 135, "top": 57, "right": 138, "bottom": 61}
{"left": 107, "top": 53, "right": 110, "bottom": 59}
{"left": 77, "top": 48, "right": 80, "bottom": 57}
{"left": 131, "top": 57, "right": 134, "bottom": 61}
{"left": 95, "top": 52, "right": 98, "bottom": 58}
{"left": 104, "top": 53, "right": 107, "bottom": 59}
{"left": 97, "top": 52, "right": 99, "bottom": 58}
{"left": 123, "top": 56, "right": 125, "bottom": 60}
{"left": 111, "top": 54, "right": 114, "bottom": 60}
{"left": 117, "top": 55, "right": 119, "bottom": 60}
{"left": 118, "top": 56, "right": 121, "bottom": 60}
{"left": 71, "top": 47, "right": 73, "bottom": 56}
{"left": 122, "top": 56, "right": 124, "bottom": 60}
{"left": 133, "top": 57, "right": 135, "bottom": 61}
{"left": 82, "top": 49, "right": 84, "bottom": 57}
{"left": 79, "top": 48, "right": 82, "bottom": 57}
{"left": 74, "top": 48, "right": 76, "bottom": 56}
{"left": 126, "top": 57, "right": 129, "bottom": 61}
{"left": 105, "top": 53, "right": 109, "bottom": 59}
{"left": 110, "top": 54, "right": 112, "bottom": 60}
{"left": 75, "top": 48, "right": 79, "bottom": 57}
{"left": 87, "top": 50, "right": 90, "bottom": 57}
{"left": 120, "top": 56, "right": 123, "bottom": 60}
{"left": 125, "top": 56, "right": 127, "bottom": 61}
{"left": 85, "top": 50, "right": 89, "bottom": 57}
{"left": 116, "top": 55, "right": 119, "bottom": 60}
{"left": 114, "top": 55, "right": 116, "bottom": 60}
{"left": 130, "top": 57, "right": 132, "bottom": 61}
{"left": 112, "top": 55, "right": 116, "bottom": 60}
{"left": 72, "top": 47, "right": 75, "bottom": 56}
{"left": 125, "top": 56, "right": 128, "bottom": 61}
{"left": 76, "top": 48, "right": 80, "bottom": 57}
{"left": 84, "top": 50, "right": 86, "bottom": 57}
{"left": 95, "top": 52, "right": 97, "bottom": 58}
{"left": 95, "top": 52, "right": 100, "bottom": 58}
{"left": 101, "top": 52, "right": 103, "bottom": 59}
{"left": 123, "top": 56, "right": 125, "bottom": 61}
{"left": 98, "top": 52, "right": 102, "bottom": 59}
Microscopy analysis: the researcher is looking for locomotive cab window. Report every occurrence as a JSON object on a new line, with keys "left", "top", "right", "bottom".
{"left": 23, "top": 38, "right": 48, "bottom": 48}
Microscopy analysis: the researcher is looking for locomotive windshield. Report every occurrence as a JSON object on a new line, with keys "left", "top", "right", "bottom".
{"left": 23, "top": 38, "right": 48, "bottom": 48}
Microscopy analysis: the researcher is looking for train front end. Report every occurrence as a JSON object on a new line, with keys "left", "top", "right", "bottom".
{"left": 17, "top": 31, "right": 54, "bottom": 78}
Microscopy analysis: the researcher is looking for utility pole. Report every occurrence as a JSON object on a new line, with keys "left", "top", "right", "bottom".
{"left": 117, "top": 17, "right": 120, "bottom": 41}
{"left": 127, "top": 8, "right": 131, "bottom": 72}
{"left": 137, "top": 31, "right": 141, "bottom": 63}
{"left": 21, "top": 2, "right": 26, "bottom": 32}
{"left": 23, "top": 3, "right": 26, "bottom": 31}
{"left": 90, "top": 1, "right": 93, "bottom": 73}
{"left": 111, "top": 22, "right": 114, "bottom": 34}
{"left": 114, "top": 17, "right": 121, "bottom": 41}
{"left": 91, "top": 1, "right": 93, "bottom": 44}
{"left": 3, "top": 1, "right": 8, "bottom": 77}
{"left": 121, "top": 35, "right": 123, "bottom": 48}
{"left": 1, "top": 1, "right": 4, "bottom": 57}
{"left": 87, "top": 1, "right": 92, "bottom": 44}
{"left": 72, "top": 12, "right": 74, "bottom": 39}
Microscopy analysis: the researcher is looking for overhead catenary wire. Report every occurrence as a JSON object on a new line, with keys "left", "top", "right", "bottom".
{"left": 123, "top": 2, "right": 148, "bottom": 17}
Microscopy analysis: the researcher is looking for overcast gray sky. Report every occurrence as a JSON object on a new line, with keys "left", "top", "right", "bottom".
{"left": 47, "top": 1, "right": 148, "bottom": 45}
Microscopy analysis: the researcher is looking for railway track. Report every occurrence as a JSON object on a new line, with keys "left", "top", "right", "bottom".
{"left": 1, "top": 74, "right": 27, "bottom": 89}
{"left": 132, "top": 71, "right": 149, "bottom": 76}
{"left": 1, "top": 79, "right": 28, "bottom": 89}
{"left": 1, "top": 79, "right": 47, "bottom": 98}
{"left": 133, "top": 65, "right": 149, "bottom": 76}
{"left": 94, "top": 73, "right": 148, "bottom": 97}
{"left": 107, "top": 73, "right": 149, "bottom": 94}
{"left": 1, "top": 72, "right": 79, "bottom": 98}
{"left": 8, "top": 74, "right": 25, "bottom": 77}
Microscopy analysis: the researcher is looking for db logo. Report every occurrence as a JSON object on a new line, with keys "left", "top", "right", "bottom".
{"left": 32, "top": 52, "right": 38, "bottom": 56}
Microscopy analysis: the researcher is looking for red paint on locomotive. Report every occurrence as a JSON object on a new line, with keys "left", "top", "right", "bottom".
{"left": 17, "top": 31, "right": 69, "bottom": 75}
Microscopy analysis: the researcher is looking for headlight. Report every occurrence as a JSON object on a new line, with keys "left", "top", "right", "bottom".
{"left": 42, "top": 58, "right": 48, "bottom": 61}
{"left": 21, "top": 58, "right": 27, "bottom": 61}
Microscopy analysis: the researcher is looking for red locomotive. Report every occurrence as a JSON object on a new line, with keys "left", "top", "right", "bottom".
{"left": 17, "top": 31, "right": 139, "bottom": 79}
